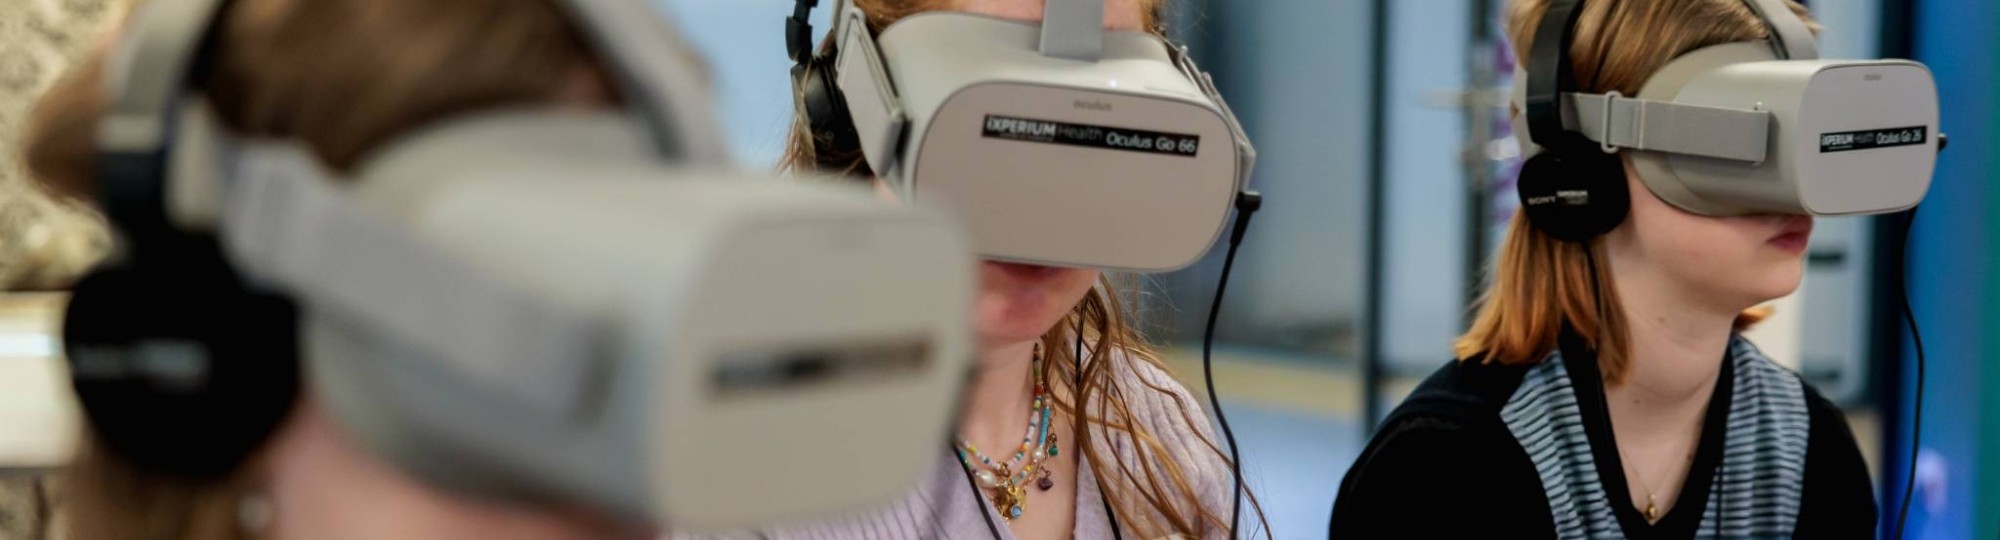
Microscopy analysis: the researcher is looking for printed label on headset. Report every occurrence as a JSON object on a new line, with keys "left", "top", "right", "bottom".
{"left": 1819, "top": 126, "right": 1928, "bottom": 153}
{"left": 982, "top": 115, "right": 1200, "bottom": 157}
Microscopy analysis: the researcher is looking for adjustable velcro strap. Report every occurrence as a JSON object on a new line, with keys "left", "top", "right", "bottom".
{"left": 222, "top": 145, "right": 601, "bottom": 417}
{"left": 1563, "top": 92, "right": 1772, "bottom": 163}
{"left": 835, "top": 18, "right": 909, "bottom": 179}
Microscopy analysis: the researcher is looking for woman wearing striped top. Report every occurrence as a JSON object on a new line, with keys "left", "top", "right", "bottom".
{"left": 1330, "top": 1, "right": 1876, "bottom": 538}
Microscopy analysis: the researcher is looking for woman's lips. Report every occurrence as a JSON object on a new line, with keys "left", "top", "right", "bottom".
{"left": 1768, "top": 216, "right": 1813, "bottom": 254}
{"left": 987, "top": 261, "right": 1064, "bottom": 280}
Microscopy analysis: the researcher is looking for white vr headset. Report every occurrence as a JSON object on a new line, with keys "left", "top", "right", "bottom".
{"left": 1511, "top": 0, "right": 1941, "bottom": 216}
{"left": 96, "top": 0, "right": 973, "bottom": 532}
{"left": 797, "top": 0, "right": 1255, "bottom": 272}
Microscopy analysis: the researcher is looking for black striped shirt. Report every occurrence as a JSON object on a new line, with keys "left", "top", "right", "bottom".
{"left": 1329, "top": 330, "right": 1876, "bottom": 539}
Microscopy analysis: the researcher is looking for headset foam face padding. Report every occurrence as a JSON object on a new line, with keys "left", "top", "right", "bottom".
{"left": 63, "top": 251, "right": 300, "bottom": 479}
{"left": 1517, "top": 150, "right": 1630, "bottom": 243}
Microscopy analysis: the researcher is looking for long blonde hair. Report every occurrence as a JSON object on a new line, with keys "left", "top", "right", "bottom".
{"left": 1456, "top": 0, "right": 1811, "bottom": 384}
{"left": 782, "top": 2, "right": 1267, "bottom": 537}
{"left": 24, "top": 1, "right": 609, "bottom": 538}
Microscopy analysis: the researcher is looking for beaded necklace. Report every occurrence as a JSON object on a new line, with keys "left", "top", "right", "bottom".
{"left": 956, "top": 345, "right": 1061, "bottom": 521}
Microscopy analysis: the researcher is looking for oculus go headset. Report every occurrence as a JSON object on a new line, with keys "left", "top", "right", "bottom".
{"left": 64, "top": 0, "right": 976, "bottom": 532}
{"left": 1513, "top": 0, "right": 1942, "bottom": 243}
{"left": 787, "top": 0, "right": 1257, "bottom": 272}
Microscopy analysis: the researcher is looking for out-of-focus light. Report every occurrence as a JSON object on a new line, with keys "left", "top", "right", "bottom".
{"left": 0, "top": 334, "right": 58, "bottom": 358}
{"left": 1488, "top": 137, "right": 1522, "bottom": 161}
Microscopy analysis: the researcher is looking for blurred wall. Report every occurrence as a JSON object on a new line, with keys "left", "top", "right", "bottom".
{"left": 1893, "top": 0, "right": 1997, "bottom": 537}
{"left": 1157, "top": 0, "right": 1375, "bottom": 359}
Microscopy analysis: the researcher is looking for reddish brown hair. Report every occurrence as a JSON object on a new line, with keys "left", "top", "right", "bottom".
{"left": 1456, "top": 0, "right": 1811, "bottom": 384}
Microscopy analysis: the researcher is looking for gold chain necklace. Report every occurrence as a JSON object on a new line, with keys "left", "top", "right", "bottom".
{"left": 1615, "top": 444, "right": 1694, "bottom": 523}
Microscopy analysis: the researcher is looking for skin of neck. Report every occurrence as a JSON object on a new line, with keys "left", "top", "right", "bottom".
{"left": 959, "top": 340, "right": 1041, "bottom": 452}
{"left": 1602, "top": 253, "right": 1738, "bottom": 423}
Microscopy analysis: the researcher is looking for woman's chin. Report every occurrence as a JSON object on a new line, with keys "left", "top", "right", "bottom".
{"left": 973, "top": 261, "right": 1099, "bottom": 347}
{"left": 975, "top": 295, "right": 1063, "bottom": 346}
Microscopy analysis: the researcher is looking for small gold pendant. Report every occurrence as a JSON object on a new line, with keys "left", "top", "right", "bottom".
{"left": 992, "top": 485, "right": 1027, "bottom": 521}
{"left": 1645, "top": 496, "right": 1660, "bottom": 522}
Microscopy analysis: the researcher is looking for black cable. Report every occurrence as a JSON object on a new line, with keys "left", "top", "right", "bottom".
{"left": 955, "top": 441, "right": 1005, "bottom": 540}
{"left": 1895, "top": 206, "right": 1924, "bottom": 540}
{"left": 1078, "top": 315, "right": 1125, "bottom": 540}
{"left": 1204, "top": 191, "right": 1262, "bottom": 539}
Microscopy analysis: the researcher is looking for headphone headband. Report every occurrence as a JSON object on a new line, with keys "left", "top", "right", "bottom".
{"left": 1523, "top": 0, "right": 1592, "bottom": 154}
{"left": 786, "top": 0, "right": 821, "bottom": 65}
{"left": 98, "top": 0, "right": 226, "bottom": 157}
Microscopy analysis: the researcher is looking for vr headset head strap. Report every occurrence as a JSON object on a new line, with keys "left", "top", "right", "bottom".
{"left": 553, "top": 0, "right": 729, "bottom": 165}
{"left": 103, "top": 0, "right": 723, "bottom": 243}
{"left": 1041, "top": 0, "right": 1106, "bottom": 61}
{"left": 1741, "top": 0, "right": 1820, "bottom": 60}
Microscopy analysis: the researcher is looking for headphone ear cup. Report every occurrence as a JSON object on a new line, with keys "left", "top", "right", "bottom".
{"left": 792, "top": 59, "right": 862, "bottom": 170}
{"left": 1517, "top": 150, "right": 1631, "bottom": 243}
{"left": 64, "top": 253, "right": 300, "bottom": 479}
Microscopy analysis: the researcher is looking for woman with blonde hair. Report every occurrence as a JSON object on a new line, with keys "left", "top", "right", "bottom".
{"left": 761, "top": 1, "right": 1266, "bottom": 539}
{"left": 21, "top": 0, "right": 683, "bottom": 538}
{"left": 1330, "top": 0, "right": 1877, "bottom": 538}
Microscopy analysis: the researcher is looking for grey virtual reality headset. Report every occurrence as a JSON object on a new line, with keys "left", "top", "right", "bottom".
{"left": 812, "top": 0, "right": 1255, "bottom": 272}
{"left": 100, "top": 0, "right": 973, "bottom": 532}
{"left": 1511, "top": 0, "right": 1941, "bottom": 216}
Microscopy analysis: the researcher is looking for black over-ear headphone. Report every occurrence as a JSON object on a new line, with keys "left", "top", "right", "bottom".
{"left": 1516, "top": 0, "right": 1630, "bottom": 244}
{"left": 786, "top": 0, "right": 863, "bottom": 171}
{"left": 64, "top": 0, "right": 300, "bottom": 479}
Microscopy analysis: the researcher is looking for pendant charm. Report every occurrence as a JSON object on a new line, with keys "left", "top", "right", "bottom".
{"left": 992, "top": 485, "right": 1027, "bottom": 521}
{"left": 1645, "top": 496, "right": 1660, "bottom": 522}
{"left": 1038, "top": 477, "right": 1055, "bottom": 491}
{"left": 992, "top": 489, "right": 1019, "bottom": 521}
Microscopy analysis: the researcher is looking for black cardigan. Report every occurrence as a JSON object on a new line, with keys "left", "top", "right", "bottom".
{"left": 1328, "top": 332, "right": 1877, "bottom": 539}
